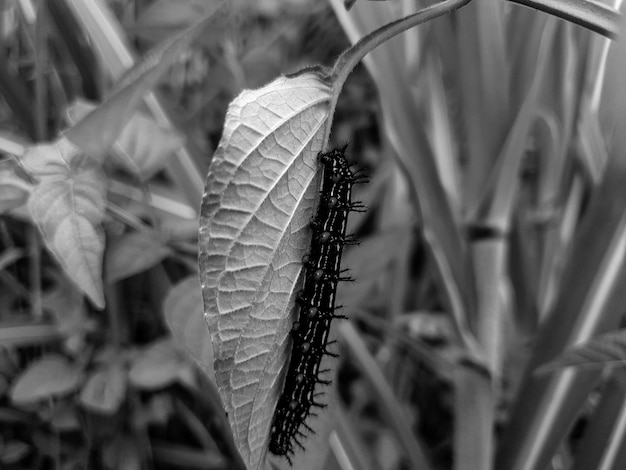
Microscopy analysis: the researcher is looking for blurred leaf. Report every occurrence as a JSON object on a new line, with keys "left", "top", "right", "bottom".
{"left": 133, "top": 0, "right": 230, "bottom": 43}
{"left": 339, "top": 321, "right": 433, "bottom": 470}
{"left": 67, "top": 99, "right": 185, "bottom": 178}
{"left": 131, "top": 394, "right": 174, "bottom": 428}
{"left": 198, "top": 71, "right": 331, "bottom": 469}
{"left": 24, "top": 138, "right": 107, "bottom": 308}
{"left": 0, "top": 168, "right": 30, "bottom": 214}
{"left": 151, "top": 442, "right": 225, "bottom": 469}
{"left": 128, "top": 338, "right": 188, "bottom": 390}
{"left": 105, "top": 232, "right": 172, "bottom": 283}
{"left": 164, "top": 276, "right": 214, "bottom": 378}
{"left": 42, "top": 273, "right": 88, "bottom": 335}
{"left": 80, "top": 363, "right": 127, "bottom": 414}
{"left": 10, "top": 355, "right": 82, "bottom": 406}
{"left": 64, "top": 0, "right": 208, "bottom": 210}
{"left": 0, "top": 440, "right": 31, "bottom": 465}
{"left": 63, "top": 1, "right": 227, "bottom": 160}
{"left": 338, "top": 228, "right": 412, "bottom": 308}
{"left": 568, "top": 371, "right": 626, "bottom": 470}
{"left": 49, "top": 401, "right": 81, "bottom": 431}
{"left": 103, "top": 437, "right": 141, "bottom": 470}
{"left": 537, "top": 329, "right": 626, "bottom": 373}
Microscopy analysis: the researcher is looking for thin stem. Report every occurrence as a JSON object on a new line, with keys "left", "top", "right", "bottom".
{"left": 324, "top": 0, "right": 472, "bottom": 144}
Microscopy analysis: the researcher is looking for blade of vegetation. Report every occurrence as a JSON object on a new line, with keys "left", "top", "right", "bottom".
{"left": 67, "top": 99, "right": 186, "bottom": 179}
{"left": 339, "top": 321, "right": 433, "bottom": 470}
{"left": 63, "top": 3, "right": 223, "bottom": 160}
{"left": 454, "top": 0, "right": 509, "bottom": 211}
{"left": 132, "top": 0, "right": 231, "bottom": 44}
{"left": 537, "top": 329, "right": 626, "bottom": 373}
{"left": 473, "top": 18, "right": 555, "bottom": 228}
{"left": 63, "top": 0, "right": 219, "bottom": 209}
{"left": 454, "top": 366, "right": 494, "bottom": 470}
{"left": 496, "top": 152, "right": 626, "bottom": 470}
{"left": 505, "top": 0, "right": 620, "bottom": 38}
{"left": 334, "top": 404, "right": 378, "bottom": 470}
{"left": 198, "top": 71, "right": 331, "bottom": 470}
{"left": 569, "top": 371, "right": 626, "bottom": 470}
{"left": 329, "top": 0, "right": 480, "bottom": 364}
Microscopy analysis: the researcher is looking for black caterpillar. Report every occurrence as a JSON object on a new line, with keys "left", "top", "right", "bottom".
{"left": 268, "top": 146, "right": 365, "bottom": 462}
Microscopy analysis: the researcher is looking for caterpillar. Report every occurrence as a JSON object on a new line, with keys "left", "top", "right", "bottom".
{"left": 268, "top": 146, "right": 365, "bottom": 462}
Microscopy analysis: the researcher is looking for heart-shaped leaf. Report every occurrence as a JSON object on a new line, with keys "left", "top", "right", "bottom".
{"left": 164, "top": 276, "right": 214, "bottom": 378}
{"left": 10, "top": 355, "right": 82, "bottom": 406}
{"left": 198, "top": 70, "right": 332, "bottom": 469}
{"left": 24, "top": 138, "right": 107, "bottom": 308}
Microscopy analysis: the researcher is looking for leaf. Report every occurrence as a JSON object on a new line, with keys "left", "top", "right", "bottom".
{"left": 497, "top": 154, "right": 626, "bottom": 469}
{"left": 49, "top": 401, "right": 81, "bottom": 431}
{"left": 164, "top": 276, "right": 214, "bottom": 378}
{"left": 198, "top": 71, "right": 331, "bottom": 469}
{"left": 0, "top": 168, "right": 30, "bottom": 214}
{"left": 537, "top": 329, "right": 626, "bottom": 373}
{"left": 10, "top": 355, "right": 82, "bottom": 406}
{"left": 63, "top": 1, "right": 227, "bottom": 160}
{"left": 24, "top": 138, "right": 107, "bottom": 308}
{"left": 103, "top": 437, "right": 142, "bottom": 470}
{"left": 0, "top": 440, "right": 31, "bottom": 465}
{"left": 63, "top": 0, "right": 208, "bottom": 210}
{"left": 128, "top": 338, "right": 188, "bottom": 390}
{"left": 80, "top": 363, "right": 127, "bottom": 414}
{"left": 105, "top": 232, "right": 172, "bottom": 283}
{"left": 42, "top": 273, "right": 88, "bottom": 335}
{"left": 67, "top": 99, "right": 185, "bottom": 178}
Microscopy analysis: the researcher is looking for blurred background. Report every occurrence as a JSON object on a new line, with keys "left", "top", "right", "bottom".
{"left": 1, "top": 0, "right": 626, "bottom": 469}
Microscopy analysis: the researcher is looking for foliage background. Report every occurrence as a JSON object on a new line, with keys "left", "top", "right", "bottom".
{"left": 1, "top": 0, "right": 626, "bottom": 470}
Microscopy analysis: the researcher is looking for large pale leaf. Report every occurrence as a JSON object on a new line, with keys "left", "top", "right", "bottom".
{"left": 537, "top": 329, "right": 626, "bottom": 373}
{"left": 198, "top": 71, "right": 331, "bottom": 470}
{"left": 24, "top": 138, "right": 107, "bottom": 309}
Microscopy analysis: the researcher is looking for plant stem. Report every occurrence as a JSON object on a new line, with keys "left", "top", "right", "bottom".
{"left": 324, "top": 0, "right": 472, "bottom": 144}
